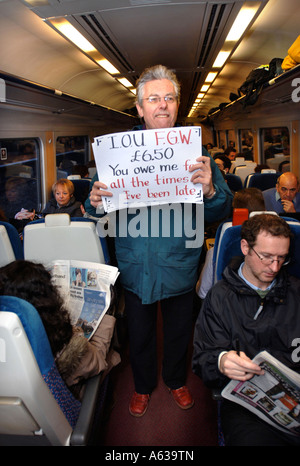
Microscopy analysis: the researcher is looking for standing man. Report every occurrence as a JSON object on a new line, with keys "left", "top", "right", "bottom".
{"left": 86, "top": 65, "right": 233, "bottom": 417}
{"left": 263, "top": 172, "right": 300, "bottom": 214}
{"left": 193, "top": 213, "right": 300, "bottom": 445}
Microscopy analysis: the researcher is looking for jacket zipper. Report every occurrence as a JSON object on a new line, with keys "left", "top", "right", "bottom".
{"left": 253, "top": 298, "right": 265, "bottom": 320}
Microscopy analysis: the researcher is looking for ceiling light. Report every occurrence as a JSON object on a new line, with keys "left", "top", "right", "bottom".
{"left": 50, "top": 19, "right": 96, "bottom": 53}
{"left": 205, "top": 72, "right": 217, "bottom": 83}
{"left": 226, "top": 6, "right": 259, "bottom": 42}
{"left": 97, "top": 59, "right": 120, "bottom": 75}
{"left": 213, "top": 51, "right": 230, "bottom": 68}
{"left": 201, "top": 84, "right": 210, "bottom": 92}
{"left": 117, "top": 78, "right": 133, "bottom": 88}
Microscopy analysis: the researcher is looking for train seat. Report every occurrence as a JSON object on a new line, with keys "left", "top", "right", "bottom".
{"left": 67, "top": 175, "right": 81, "bottom": 180}
{"left": 210, "top": 148, "right": 224, "bottom": 157}
{"left": 213, "top": 222, "right": 242, "bottom": 282}
{"left": 244, "top": 172, "right": 280, "bottom": 190}
{"left": 0, "top": 295, "right": 105, "bottom": 446}
{"left": 0, "top": 221, "right": 24, "bottom": 267}
{"left": 0, "top": 226, "right": 16, "bottom": 267}
{"left": 225, "top": 173, "right": 243, "bottom": 192}
{"left": 70, "top": 178, "right": 91, "bottom": 204}
{"left": 266, "top": 155, "right": 290, "bottom": 172}
{"left": 23, "top": 214, "right": 107, "bottom": 266}
{"left": 286, "top": 223, "right": 300, "bottom": 279}
{"left": 229, "top": 157, "right": 246, "bottom": 173}
{"left": 233, "top": 163, "right": 257, "bottom": 184}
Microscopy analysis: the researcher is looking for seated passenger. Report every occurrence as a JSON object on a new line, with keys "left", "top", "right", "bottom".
{"left": 205, "top": 143, "right": 213, "bottom": 153}
{"left": 1, "top": 177, "right": 33, "bottom": 222}
{"left": 254, "top": 164, "right": 270, "bottom": 172}
{"left": 196, "top": 188, "right": 265, "bottom": 300}
{"left": 193, "top": 214, "right": 300, "bottom": 446}
{"left": 263, "top": 172, "right": 300, "bottom": 214}
{"left": 15, "top": 178, "right": 84, "bottom": 222}
{"left": 42, "top": 178, "right": 84, "bottom": 217}
{"left": 0, "top": 260, "right": 120, "bottom": 398}
{"left": 71, "top": 164, "right": 90, "bottom": 178}
{"left": 213, "top": 154, "right": 231, "bottom": 174}
{"left": 224, "top": 147, "right": 237, "bottom": 161}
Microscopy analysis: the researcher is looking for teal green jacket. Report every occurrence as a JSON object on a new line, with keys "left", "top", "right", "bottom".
{"left": 85, "top": 137, "right": 233, "bottom": 304}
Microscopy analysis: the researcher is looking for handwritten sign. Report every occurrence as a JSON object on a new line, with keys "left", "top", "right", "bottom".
{"left": 92, "top": 126, "right": 203, "bottom": 213}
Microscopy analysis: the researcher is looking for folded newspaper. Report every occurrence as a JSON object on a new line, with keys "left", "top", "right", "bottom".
{"left": 221, "top": 351, "right": 300, "bottom": 436}
{"left": 48, "top": 260, "right": 119, "bottom": 340}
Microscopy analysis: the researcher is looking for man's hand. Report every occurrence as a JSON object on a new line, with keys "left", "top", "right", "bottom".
{"left": 281, "top": 199, "right": 296, "bottom": 213}
{"left": 89, "top": 181, "right": 112, "bottom": 208}
{"left": 189, "top": 156, "right": 214, "bottom": 197}
{"left": 219, "top": 351, "right": 264, "bottom": 381}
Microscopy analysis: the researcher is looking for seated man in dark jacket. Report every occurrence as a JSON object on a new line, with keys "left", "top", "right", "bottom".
{"left": 192, "top": 213, "right": 300, "bottom": 446}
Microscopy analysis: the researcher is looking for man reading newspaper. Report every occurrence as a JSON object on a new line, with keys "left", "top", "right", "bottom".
{"left": 193, "top": 213, "right": 300, "bottom": 446}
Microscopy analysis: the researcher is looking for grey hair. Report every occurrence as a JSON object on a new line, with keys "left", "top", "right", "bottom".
{"left": 135, "top": 65, "right": 181, "bottom": 106}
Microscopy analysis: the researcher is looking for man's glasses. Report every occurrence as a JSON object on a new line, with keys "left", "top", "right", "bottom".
{"left": 143, "top": 95, "right": 177, "bottom": 104}
{"left": 250, "top": 246, "right": 290, "bottom": 266}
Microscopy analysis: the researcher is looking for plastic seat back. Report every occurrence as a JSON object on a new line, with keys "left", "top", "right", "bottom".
{"left": 213, "top": 224, "right": 242, "bottom": 281}
{"left": 0, "top": 296, "right": 81, "bottom": 446}
{"left": 245, "top": 172, "right": 280, "bottom": 190}
{"left": 0, "top": 221, "right": 23, "bottom": 266}
{"left": 225, "top": 173, "right": 243, "bottom": 192}
{"left": 229, "top": 157, "right": 245, "bottom": 173}
{"left": 23, "top": 214, "right": 107, "bottom": 265}
{"left": 234, "top": 163, "right": 257, "bottom": 184}
{"left": 288, "top": 223, "right": 300, "bottom": 279}
{"left": 0, "top": 226, "right": 16, "bottom": 267}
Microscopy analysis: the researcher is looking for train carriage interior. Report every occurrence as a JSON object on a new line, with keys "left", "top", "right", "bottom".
{"left": 0, "top": 0, "right": 300, "bottom": 448}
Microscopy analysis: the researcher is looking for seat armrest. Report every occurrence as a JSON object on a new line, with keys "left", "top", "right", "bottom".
{"left": 70, "top": 373, "right": 103, "bottom": 446}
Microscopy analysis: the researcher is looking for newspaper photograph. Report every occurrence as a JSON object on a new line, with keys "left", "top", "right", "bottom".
{"left": 221, "top": 351, "right": 300, "bottom": 436}
{"left": 48, "top": 259, "right": 119, "bottom": 339}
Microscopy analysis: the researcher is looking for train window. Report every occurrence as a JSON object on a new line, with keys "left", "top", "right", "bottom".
{"left": 239, "top": 129, "right": 253, "bottom": 150}
{"left": 261, "top": 127, "right": 290, "bottom": 172}
{"left": 239, "top": 129, "right": 253, "bottom": 159}
{"left": 218, "top": 131, "right": 226, "bottom": 150}
{"left": 227, "top": 130, "right": 236, "bottom": 149}
{"left": 0, "top": 138, "right": 41, "bottom": 221}
{"left": 56, "top": 136, "right": 89, "bottom": 177}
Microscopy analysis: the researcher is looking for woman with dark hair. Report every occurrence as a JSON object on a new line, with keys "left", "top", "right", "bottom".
{"left": 0, "top": 260, "right": 120, "bottom": 398}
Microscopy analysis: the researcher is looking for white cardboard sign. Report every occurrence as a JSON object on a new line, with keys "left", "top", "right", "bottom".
{"left": 92, "top": 126, "right": 203, "bottom": 213}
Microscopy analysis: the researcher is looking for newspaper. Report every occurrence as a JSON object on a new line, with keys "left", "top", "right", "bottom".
{"left": 221, "top": 351, "right": 300, "bottom": 436}
{"left": 48, "top": 260, "right": 119, "bottom": 340}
